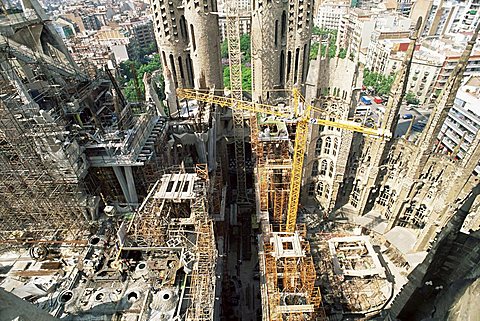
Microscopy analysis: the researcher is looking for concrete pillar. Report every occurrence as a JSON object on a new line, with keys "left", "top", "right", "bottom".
{"left": 208, "top": 121, "right": 217, "bottom": 172}
{"left": 113, "top": 166, "right": 132, "bottom": 204}
{"left": 124, "top": 166, "right": 138, "bottom": 204}
{"left": 194, "top": 132, "right": 207, "bottom": 165}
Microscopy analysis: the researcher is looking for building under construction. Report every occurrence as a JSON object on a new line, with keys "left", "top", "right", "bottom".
{"left": 2, "top": 1, "right": 480, "bottom": 321}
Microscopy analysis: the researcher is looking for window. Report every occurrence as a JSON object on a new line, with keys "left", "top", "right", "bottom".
{"left": 333, "top": 138, "right": 338, "bottom": 156}
{"left": 351, "top": 181, "right": 360, "bottom": 207}
{"left": 324, "top": 137, "right": 331, "bottom": 154}
{"left": 328, "top": 161, "right": 334, "bottom": 178}
{"left": 311, "top": 160, "right": 319, "bottom": 176}
{"left": 386, "top": 191, "right": 395, "bottom": 219}
{"left": 325, "top": 184, "right": 330, "bottom": 196}
{"left": 426, "top": 189, "right": 433, "bottom": 199}
{"left": 413, "top": 204, "right": 427, "bottom": 228}
{"left": 320, "top": 160, "right": 327, "bottom": 176}
{"left": 327, "top": 118, "right": 335, "bottom": 131}
{"left": 399, "top": 206, "right": 414, "bottom": 227}
{"left": 378, "top": 186, "right": 390, "bottom": 206}
{"left": 315, "top": 138, "right": 322, "bottom": 156}
{"left": 317, "top": 182, "right": 324, "bottom": 196}
{"left": 190, "top": 24, "right": 196, "bottom": 51}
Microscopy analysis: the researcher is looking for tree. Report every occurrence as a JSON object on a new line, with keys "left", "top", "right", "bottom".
{"left": 310, "top": 42, "right": 319, "bottom": 60}
{"left": 221, "top": 34, "right": 252, "bottom": 90}
{"left": 338, "top": 48, "right": 347, "bottom": 59}
{"left": 221, "top": 34, "right": 251, "bottom": 63}
{"left": 405, "top": 91, "right": 420, "bottom": 105}
{"left": 223, "top": 65, "right": 252, "bottom": 91}
{"left": 221, "top": 39, "right": 229, "bottom": 59}
{"left": 240, "top": 34, "right": 251, "bottom": 62}
{"left": 363, "top": 69, "right": 395, "bottom": 96}
{"left": 312, "top": 26, "right": 322, "bottom": 36}
{"left": 242, "top": 66, "right": 252, "bottom": 91}
{"left": 119, "top": 54, "right": 164, "bottom": 102}
{"left": 310, "top": 29, "right": 338, "bottom": 60}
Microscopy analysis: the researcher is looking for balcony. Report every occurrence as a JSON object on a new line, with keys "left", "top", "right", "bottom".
{"left": 449, "top": 112, "right": 478, "bottom": 133}
{"left": 443, "top": 128, "right": 461, "bottom": 145}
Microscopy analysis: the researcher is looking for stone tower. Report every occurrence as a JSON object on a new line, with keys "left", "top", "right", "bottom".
{"left": 151, "top": 0, "right": 223, "bottom": 90}
{"left": 349, "top": 19, "right": 421, "bottom": 216}
{"left": 303, "top": 47, "right": 363, "bottom": 214}
{"left": 251, "top": 0, "right": 314, "bottom": 102}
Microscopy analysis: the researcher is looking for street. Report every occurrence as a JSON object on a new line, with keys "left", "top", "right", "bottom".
{"left": 355, "top": 100, "right": 431, "bottom": 138}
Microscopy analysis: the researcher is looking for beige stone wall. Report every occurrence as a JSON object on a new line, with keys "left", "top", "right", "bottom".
{"left": 251, "top": 0, "right": 313, "bottom": 102}
{"left": 152, "top": 0, "right": 222, "bottom": 89}
{"left": 303, "top": 55, "right": 361, "bottom": 212}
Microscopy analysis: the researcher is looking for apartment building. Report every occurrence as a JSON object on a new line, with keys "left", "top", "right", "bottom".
{"left": 435, "top": 53, "right": 480, "bottom": 93}
{"left": 130, "top": 19, "right": 156, "bottom": 51}
{"left": 366, "top": 35, "right": 442, "bottom": 103}
{"left": 367, "top": 35, "right": 480, "bottom": 103}
{"left": 418, "top": 0, "right": 480, "bottom": 37}
{"left": 389, "top": 50, "right": 442, "bottom": 103}
{"left": 314, "top": 2, "right": 349, "bottom": 31}
{"left": 338, "top": 10, "right": 410, "bottom": 63}
{"left": 218, "top": 16, "right": 251, "bottom": 42}
{"left": 438, "top": 76, "right": 480, "bottom": 172}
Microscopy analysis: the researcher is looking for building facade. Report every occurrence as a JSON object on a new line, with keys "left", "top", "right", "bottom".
{"left": 314, "top": 2, "right": 349, "bottom": 31}
{"left": 251, "top": 0, "right": 314, "bottom": 102}
{"left": 438, "top": 76, "right": 480, "bottom": 164}
{"left": 151, "top": 0, "right": 223, "bottom": 89}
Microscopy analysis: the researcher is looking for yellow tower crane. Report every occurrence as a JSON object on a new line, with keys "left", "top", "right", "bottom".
{"left": 177, "top": 88, "right": 391, "bottom": 232}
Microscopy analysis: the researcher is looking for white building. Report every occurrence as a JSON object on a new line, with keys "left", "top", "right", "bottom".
{"left": 338, "top": 10, "right": 411, "bottom": 64}
{"left": 366, "top": 36, "right": 443, "bottom": 103}
{"left": 218, "top": 16, "right": 251, "bottom": 42}
{"left": 217, "top": 0, "right": 250, "bottom": 13}
{"left": 418, "top": 0, "right": 480, "bottom": 37}
{"left": 439, "top": 76, "right": 480, "bottom": 173}
{"left": 314, "top": 3, "right": 349, "bottom": 31}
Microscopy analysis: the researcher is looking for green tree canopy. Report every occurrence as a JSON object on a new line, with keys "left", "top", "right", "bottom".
{"left": 310, "top": 29, "right": 346, "bottom": 60}
{"left": 405, "top": 91, "right": 420, "bottom": 105}
{"left": 120, "top": 54, "right": 164, "bottom": 102}
{"left": 221, "top": 34, "right": 252, "bottom": 91}
{"left": 223, "top": 65, "right": 252, "bottom": 91}
{"left": 221, "top": 34, "right": 251, "bottom": 63}
{"left": 363, "top": 69, "right": 395, "bottom": 96}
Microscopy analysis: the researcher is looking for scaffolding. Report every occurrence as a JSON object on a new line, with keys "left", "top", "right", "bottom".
{"left": 260, "top": 231, "right": 327, "bottom": 321}
{"left": 186, "top": 218, "right": 217, "bottom": 320}
{"left": 0, "top": 85, "right": 88, "bottom": 242}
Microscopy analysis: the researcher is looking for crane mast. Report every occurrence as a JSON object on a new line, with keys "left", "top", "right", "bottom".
{"left": 226, "top": 5, "right": 247, "bottom": 202}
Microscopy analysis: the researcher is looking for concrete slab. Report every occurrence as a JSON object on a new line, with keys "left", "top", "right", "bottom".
{"left": 384, "top": 226, "right": 417, "bottom": 254}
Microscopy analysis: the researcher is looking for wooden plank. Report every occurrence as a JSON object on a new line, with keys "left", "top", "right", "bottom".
{"left": 12, "top": 269, "right": 62, "bottom": 277}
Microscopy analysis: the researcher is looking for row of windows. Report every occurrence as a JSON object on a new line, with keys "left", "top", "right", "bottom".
{"left": 317, "top": 87, "right": 349, "bottom": 99}
{"left": 311, "top": 159, "right": 335, "bottom": 178}
{"left": 315, "top": 136, "right": 339, "bottom": 156}
{"left": 307, "top": 181, "right": 330, "bottom": 197}
{"left": 279, "top": 44, "right": 309, "bottom": 87}
{"left": 398, "top": 204, "right": 428, "bottom": 229}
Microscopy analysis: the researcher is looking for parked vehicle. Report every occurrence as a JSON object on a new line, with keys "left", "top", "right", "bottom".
{"left": 355, "top": 105, "right": 371, "bottom": 115}
{"left": 403, "top": 113, "right": 413, "bottom": 119}
{"left": 360, "top": 96, "right": 372, "bottom": 105}
{"left": 373, "top": 96, "right": 383, "bottom": 104}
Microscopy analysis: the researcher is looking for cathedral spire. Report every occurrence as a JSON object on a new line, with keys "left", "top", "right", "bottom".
{"left": 416, "top": 23, "right": 480, "bottom": 155}
{"left": 380, "top": 17, "right": 422, "bottom": 136}
{"left": 352, "top": 19, "right": 422, "bottom": 216}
